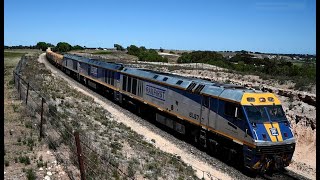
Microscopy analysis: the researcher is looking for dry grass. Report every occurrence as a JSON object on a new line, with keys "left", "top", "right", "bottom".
{"left": 4, "top": 50, "right": 69, "bottom": 179}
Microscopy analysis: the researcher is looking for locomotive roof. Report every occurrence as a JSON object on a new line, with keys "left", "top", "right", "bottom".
{"left": 64, "top": 54, "right": 124, "bottom": 70}
{"left": 122, "top": 67, "right": 213, "bottom": 89}
{"left": 122, "top": 66, "right": 260, "bottom": 103}
{"left": 201, "top": 85, "right": 259, "bottom": 102}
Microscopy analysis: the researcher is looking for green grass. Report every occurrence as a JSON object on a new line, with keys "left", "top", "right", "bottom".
{"left": 4, "top": 52, "right": 26, "bottom": 58}
{"left": 92, "top": 51, "right": 112, "bottom": 55}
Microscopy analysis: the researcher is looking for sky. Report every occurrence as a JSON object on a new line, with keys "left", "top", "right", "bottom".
{"left": 4, "top": 0, "right": 316, "bottom": 54}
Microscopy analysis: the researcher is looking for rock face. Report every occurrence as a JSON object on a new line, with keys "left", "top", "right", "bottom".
{"left": 276, "top": 89, "right": 316, "bottom": 107}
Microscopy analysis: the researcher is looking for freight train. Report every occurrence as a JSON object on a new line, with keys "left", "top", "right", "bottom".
{"left": 46, "top": 49, "right": 295, "bottom": 173}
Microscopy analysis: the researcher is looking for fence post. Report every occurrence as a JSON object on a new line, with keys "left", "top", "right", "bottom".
{"left": 13, "top": 71, "right": 15, "bottom": 84}
{"left": 17, "top": 75, "right": 20, "bottom": 98}
{"left": 19, "top": 83, "right": 22, "bottom": 100}
{"left": 74, "top": 131, "right": 86, "bottom": 180}
{"left": 39, "top": 98, "right": 45, "bottom": 139}
{"left": 25, "top": 83, "right": 29, "bottom": 105}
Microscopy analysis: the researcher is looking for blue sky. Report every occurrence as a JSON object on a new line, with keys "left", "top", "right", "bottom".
{"left": 5, "top": 0, "right": 316, "bottom": 54}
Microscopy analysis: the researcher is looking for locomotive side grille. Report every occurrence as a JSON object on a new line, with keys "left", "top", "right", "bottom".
{"left": 187, "top": 82, "right": 197, "bottom": 91}
{"left": 257, "top": 144, "right": 295, "bottom": 155}
{"left": 193, "top": 84, "right": 205, "bottom": 93}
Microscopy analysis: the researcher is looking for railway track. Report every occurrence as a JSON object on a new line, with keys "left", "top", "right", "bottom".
{"left": 39, "top": 53, "right": 309, "bottom": 180}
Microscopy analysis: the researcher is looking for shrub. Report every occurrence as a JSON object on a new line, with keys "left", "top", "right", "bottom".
{"left": 37, "top": 161, "right": 45, "bottom": 168}
{"left": 25, "top": 121, "right": 32, "bottom": 129}
{"left": 12, "top": 104, "right": 19, "bottom": 112}
{"left": 294, "top": 79, "right": 308, "bottom": 91}
{"left": 4, "top": 160, "right": 9, "bottom": 166}
{"left": 48, "top": 138, "right": 58, "bottom": 150}
{"left": 19, "top": 155, "right": 30, "bottom": 165}
{"left": 111, "top": 141, "right": 123, "bottom": 153}
{"left": 25, "top": 168, "right": 36, "bottom": 180}
{"left": 127, "top": 45, "right": 168, "bottom": 62}
{"left": 112, "top": 170, "right": 120, "bottom": 180}
{"left": 127, "top": 160, "right": 136, "bottom": 178}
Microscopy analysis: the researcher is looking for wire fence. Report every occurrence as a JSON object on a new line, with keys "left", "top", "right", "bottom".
{"left": 12, "top": 55, "right": 220, "bottom": 180}
{"left": 12, "top": 69, "right": 136, "bottom": 180}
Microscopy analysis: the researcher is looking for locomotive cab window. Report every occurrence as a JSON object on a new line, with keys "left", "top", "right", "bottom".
{"left": 236, "top": 107, "right": 244, "bottom": 120}
{"left": 224, "top": 102, "right": 239, "bottom": 118}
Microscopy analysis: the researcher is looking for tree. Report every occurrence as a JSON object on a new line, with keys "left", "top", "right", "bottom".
{"left": 47, "top": 43, "right": 55, "bottom": 48}
{"left": 36, "top": 42, "right": 49, "bottom": 51}
{"left": 230, "top": 52, "right": 254, "bottom": 64}
{"left": 127, "top": 44, "right": 168, "bottom": 62}
{"left": 127, "top": 45, "right": 141, "bottom": 56}
{"left": 114, "top": 44, "right": 125, "bottom": 51}
{"left": 159, "top": 47, "right": 164, "bottom": 52}
{"left": 177, "top": 51, "right": 225, "bottom": 64}
{"left": 72, "top": 45, "right": 84, "bottom": 50}
{"left": 139, "top": 46, "right": 146, "bottom": 51}
{"left": 56, "top": 42, "right": 72, "bottom": 52}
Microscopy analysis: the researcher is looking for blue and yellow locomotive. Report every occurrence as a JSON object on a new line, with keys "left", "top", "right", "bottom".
{"left": 46, "top": 49, "right": 295, "bottom": 173}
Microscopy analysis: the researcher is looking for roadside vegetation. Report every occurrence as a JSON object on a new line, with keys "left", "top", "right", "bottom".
{"left": 4, "top": 51, "right": 47, "bottom": 179}
{"left": 4, "top": 52, "right": 26, "bottom": 58}
{"left": 114, "top": 44, "right": 125, "bottom": 51}
{"left": 127, "top": 45, "right": 168, "bottom": 62}
{"left": 177, "top": 51, "right": 316, "bottom": 90}
{"left": 14, "top": 42, "right": 86, "bottom": 53}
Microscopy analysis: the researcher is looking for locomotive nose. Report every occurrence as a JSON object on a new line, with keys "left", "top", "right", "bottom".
{"left": 263, "top": 122, "right": 283, "bottom": 142}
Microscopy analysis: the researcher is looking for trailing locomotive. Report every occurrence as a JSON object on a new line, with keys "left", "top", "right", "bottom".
{"left": 46, "top": 49, "right": 295, "bottom": 173}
